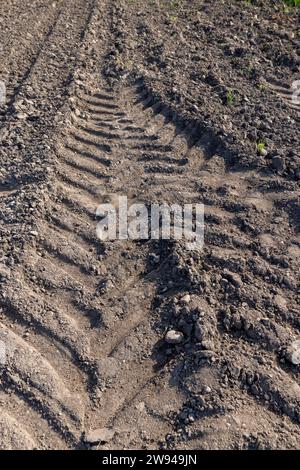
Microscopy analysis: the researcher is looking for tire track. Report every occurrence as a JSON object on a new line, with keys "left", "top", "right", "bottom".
{"left": 0, "top": 1, "right": 64, "bottom": 124}
{"left": 89, "top": 78, "right": 300, "bottom": 444}
{"left": 56, "top": 80, "right": 215, "bottom": 435}
{"left": 6, "top": 77, "right": 183, "bottom": 439}
{"left": 0, "top": 0, "right": 98, "bottom": 450}
{"left": 1, "top": 71, "right": 299, "bottom": 448}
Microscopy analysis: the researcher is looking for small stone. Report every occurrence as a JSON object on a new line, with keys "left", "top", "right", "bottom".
{"left": 274, "top": 294, "right": 287, "bottom": 311}
{"left": 180, "top": 294, "right": 191, "bottom": 304}
{"left": 201, "top": 340, "right": 214, "bottom": 350}
{"left": 84, "top": 427, "right": 115, "bottom": 444}
{"left": 135, "top": 401, "right": 146, "bottom": 412}
{"left": 286, "top": 339, "right": 300, "bottom": 365}
{"left": 165, "top": 330, "right": 184, "bottom": 344}
{"left": 16, "top": 112, "right": 28, "bottom": 120}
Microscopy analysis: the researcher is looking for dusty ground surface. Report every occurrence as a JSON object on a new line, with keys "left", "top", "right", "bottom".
{"left": 0, "top": 0, "right": 299, "bottom": 450}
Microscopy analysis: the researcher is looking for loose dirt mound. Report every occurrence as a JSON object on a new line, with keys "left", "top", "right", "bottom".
{"left": 0, "top": 0, "right": 299, "bottom": 450}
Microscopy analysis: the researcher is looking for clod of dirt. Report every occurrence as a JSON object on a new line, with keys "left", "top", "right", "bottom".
{"left": 272, "top": 155, "right": 286, "bottom": 172}
{"left": 84, "top": 428, "right": 115, "bottom": 445}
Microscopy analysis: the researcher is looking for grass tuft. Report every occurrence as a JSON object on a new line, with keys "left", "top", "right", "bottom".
{"left": 226, "top": 90, "right": 235, "bottom": 106}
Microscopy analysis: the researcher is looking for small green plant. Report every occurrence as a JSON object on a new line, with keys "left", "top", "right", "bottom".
{"left": 257, "top": 82, "right": 268, "bottom": 91}
{"left": 159, "top": 0, "right": 183, "bottom": 9}
{"left": 226, "top": 90, "right": 234, "bottom": 106}
{"left": 257, "top": 141, "right": 266, "bottom": 156}
{"left": 283, "top": 0, "right": 300, "bottom": 6}
{"left": 169, "top": 14, "right": 178, "bottom": 22}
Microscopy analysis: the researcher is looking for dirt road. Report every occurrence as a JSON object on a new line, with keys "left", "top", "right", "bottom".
{"left": 0, "top": 0, "right": 299, "bottom": 450}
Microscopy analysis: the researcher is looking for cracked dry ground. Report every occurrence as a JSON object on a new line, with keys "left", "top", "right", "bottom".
{"left": 0, "top": 0, "right": 300, "bottom": 450}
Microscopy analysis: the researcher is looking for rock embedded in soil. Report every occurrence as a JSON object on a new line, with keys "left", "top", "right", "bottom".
{"left": 165, "top": 330, "right": 184, "bottom": 344}
{"left": 286, "top": 340, "right": 300, "bottom": 365}
{"left": 180, "top": 294, "right": 191, "bottom": 304}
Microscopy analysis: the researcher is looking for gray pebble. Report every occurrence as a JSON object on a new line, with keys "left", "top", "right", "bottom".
{"left": 165, "top": 330, "right": 184, "bottom": 344}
